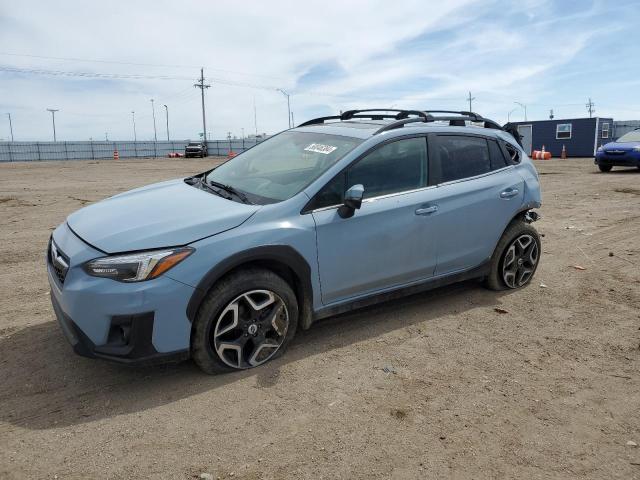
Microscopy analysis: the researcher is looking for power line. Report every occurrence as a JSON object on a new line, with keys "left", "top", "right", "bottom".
{"left": 0, "top": 51, "right": 287, "bottom": 81}
{"left": 0, "top": 64, "right": 281, "bottom": 91}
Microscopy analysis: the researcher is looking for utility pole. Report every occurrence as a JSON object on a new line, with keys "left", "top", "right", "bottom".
{"left": 131, "top": 111, "right": 137, "bottom": 141}
{"left": 105, "top": 132, "right": 108, "bottom": 141}
{"left": 150, "top": 99, "right": 157, "bottom": 142}
{"left": 277, "top": 89, "right": 291, "bottom": 128}
{"left": 253, "top": 96, "right": 258, "bottom": 137}
{"left": 194, "top": 68, "right": 211, "bottom": 142}
{"left": 163, "top": 104, "right": 170, "bottom": 141}
{"left": 514, "top": 102, "right": 527, "bottom": 121}
{"left": 6, "top": 113, "right": 13, "bottom": 141}
{"left": 586, "top": 98, "right": 595, "bottom": 118}
{"left": 467, "top": 91, "right": 476, "bottom": 112}
{"left": 46, "top": 109, "right": 59, "bottom": 141}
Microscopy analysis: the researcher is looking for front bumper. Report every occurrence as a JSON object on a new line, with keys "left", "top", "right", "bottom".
{"left": 47, "top": 223, "right": 194, "bottom": 365}
{"left": 595, "top": 151, "right": 640, "bottom": 167}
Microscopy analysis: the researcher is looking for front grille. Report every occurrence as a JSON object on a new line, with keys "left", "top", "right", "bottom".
{"left": 604, "top": 150, "right": 627, "bottom": 156}
{"left": 48, "top": 238, "right": 70, "bottom": 286}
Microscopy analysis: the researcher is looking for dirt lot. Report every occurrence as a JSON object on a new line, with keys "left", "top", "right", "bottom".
{"left": 0, "top": 157, "right": 639, "bottom": 479}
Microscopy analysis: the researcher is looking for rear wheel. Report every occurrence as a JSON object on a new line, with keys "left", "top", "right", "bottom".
{"left": 486, "top": 219, "right": 541, "bottom": 291}
{"left": 191, "top": 268, "right": 298, "bottom": 374}
{"left": 598, "top": 164, "right": 612, "bottom": 172}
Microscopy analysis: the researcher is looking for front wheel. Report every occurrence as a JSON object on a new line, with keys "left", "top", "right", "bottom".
{"left": 598, "top": 164, "right": 612, "bottom": 172}
{"left": 485, "top": 219, "right": 541, "bottom": 291}
{"left": 191, "top": 268, "right": 298, "bottom": 374}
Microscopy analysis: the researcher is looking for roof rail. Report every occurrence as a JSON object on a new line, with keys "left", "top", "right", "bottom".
{"left": 297, "top": 109, "right": 431, "bottom": 127}
{"left": 297, "top": 108, "right": 509, "bottom": 137}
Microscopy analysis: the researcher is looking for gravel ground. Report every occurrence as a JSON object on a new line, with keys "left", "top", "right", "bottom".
{"left": 0, "top": 157, "right": 639, "bottom": 479}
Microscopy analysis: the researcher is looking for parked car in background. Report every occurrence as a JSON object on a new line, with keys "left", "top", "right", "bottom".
{"left": 47, "top": 109, "right": 541, "bottom": 374}
{"left": 185, "top": 141, "right": 208, "bottom": 158}
{"left": 595, "top": 128, "right": 640, "bottom": 172}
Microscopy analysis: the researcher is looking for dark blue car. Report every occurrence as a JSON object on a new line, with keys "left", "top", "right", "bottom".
{"left": 595, "top": 128, "right": 640, "bottom": 172}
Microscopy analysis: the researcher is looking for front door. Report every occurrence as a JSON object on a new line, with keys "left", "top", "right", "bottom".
{"left": 310, "top": 137, "right": 439, "bottom": 305}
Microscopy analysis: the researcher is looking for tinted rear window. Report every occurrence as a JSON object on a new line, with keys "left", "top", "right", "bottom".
{"left": 488, "top": 139, "right": 508, "bottom": 170}
{"left": 435, "top": 135, "right": 490, "bottom": 183}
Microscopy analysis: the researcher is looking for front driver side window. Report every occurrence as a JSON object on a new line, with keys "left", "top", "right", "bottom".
{"left": 309, "top": 137, "right": 428, "bottom": 210}
{"left": 347, "top": 137, "right": 428, "bottom": 199}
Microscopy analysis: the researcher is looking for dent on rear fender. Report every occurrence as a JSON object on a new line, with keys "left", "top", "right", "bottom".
{"left": 518, "top": 162, "right": 542, "bottom": 209}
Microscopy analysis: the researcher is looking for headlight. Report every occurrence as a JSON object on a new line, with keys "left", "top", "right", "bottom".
{"left": 597, "top": 146, "right": 604, "bottom": 152}
{"left": 84, "top": 247, "right": 193, "bottom": 282}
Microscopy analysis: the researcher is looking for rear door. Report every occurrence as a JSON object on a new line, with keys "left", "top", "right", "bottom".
{"left": 310, "top": 136, "right": 439, "bottom": 305}
{"left": 428, "top": 133, "right": 524, "bottom": 275}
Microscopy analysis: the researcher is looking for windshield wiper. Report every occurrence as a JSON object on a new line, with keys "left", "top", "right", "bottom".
{"left": 190, "top": 176, "right": 233, "bottom": 200}
{"left": 207, "top": 180, "right": 252, "bottom": 204}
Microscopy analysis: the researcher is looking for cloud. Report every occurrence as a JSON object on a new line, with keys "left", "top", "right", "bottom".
{"left": 0, "top": 0, "right": 638, "bottom": 141}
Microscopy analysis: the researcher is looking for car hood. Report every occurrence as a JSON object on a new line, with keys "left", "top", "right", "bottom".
{"left": 603, "top": 141, "right": 640, "bottom": 151}
{"left": 67, "top": 179, "right": 260, "bottom": 253}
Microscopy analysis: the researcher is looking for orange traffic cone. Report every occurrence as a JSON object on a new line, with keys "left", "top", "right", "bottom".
{"left": 561, "top": 145, "right": 567, "bottom": 159}
{"left": 113, "top": 150, "right": 119, "bottom": 160}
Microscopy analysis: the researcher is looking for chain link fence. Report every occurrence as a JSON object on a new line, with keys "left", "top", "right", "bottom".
{"left": 0, "top": 138, "right": 264, "bottom": 162}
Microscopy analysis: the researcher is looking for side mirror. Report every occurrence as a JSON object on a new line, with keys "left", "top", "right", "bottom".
{"left": 339, "top": 184, "right": 364, "bottom": 218}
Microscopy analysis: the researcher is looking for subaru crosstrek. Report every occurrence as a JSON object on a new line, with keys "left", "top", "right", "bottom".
{"left": 595, "top": 128, "right": 640, "bottom": 172}
{"left": 47, "top": 109, "right": 542, "bottom": 374}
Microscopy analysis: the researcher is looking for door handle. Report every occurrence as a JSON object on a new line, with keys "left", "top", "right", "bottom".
{"left": 415, "top": 205, "right": 438, "bottom": 215}
{"left": 500, "top": 188, "right": 519, "bottom": 199}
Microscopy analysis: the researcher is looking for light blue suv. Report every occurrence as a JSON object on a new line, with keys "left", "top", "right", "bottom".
{"left": 47, "top": 109, "right": 542, "bottom": 373}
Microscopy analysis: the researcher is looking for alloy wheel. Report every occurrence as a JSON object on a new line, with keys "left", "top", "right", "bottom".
{"left": 212, "top": 290, "right": 289, "bottom": 369}
{"left": 501, "top": 234, "right": 539, "bottom": 288}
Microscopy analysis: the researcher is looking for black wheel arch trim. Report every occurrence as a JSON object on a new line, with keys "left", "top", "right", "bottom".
{"left": 186, "top": 245, "right": 314, "bottom": 329}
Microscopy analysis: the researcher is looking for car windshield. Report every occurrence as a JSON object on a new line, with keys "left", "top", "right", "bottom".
{"left": 205, "top": 131, "right": 362, "bottom": 203}
{"left": 617, "top": 130, "right": 640, "bottom": 142}
{"left": 188, "top": 142, "right": 201, "bottom": 146}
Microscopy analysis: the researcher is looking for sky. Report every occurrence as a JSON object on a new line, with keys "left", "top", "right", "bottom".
{"left": 0, "top": 0, "right": 639, "bottom": 141}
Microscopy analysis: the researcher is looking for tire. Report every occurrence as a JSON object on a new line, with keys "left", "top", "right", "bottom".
{"left": 485, "top": 219, "right": 541, "bottom": 291}
{"left": 598, "top": 164, "right": 612, "bottom": 172}
{"left": 191, "top": 268, "right": 299, "bottom": 374}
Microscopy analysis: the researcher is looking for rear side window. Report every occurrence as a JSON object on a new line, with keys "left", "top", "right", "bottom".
{"left": 503, "top": 142, "right": 521, "bottom": 164}
{"left": 434, "top": 135, "right": 490, "bottom": 183}
{"left": 488, "top": 139, "right": 508, "bottom": 170}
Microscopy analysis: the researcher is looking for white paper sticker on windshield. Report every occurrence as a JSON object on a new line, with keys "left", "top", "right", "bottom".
{"left": 304, "top": 143, "right": 337, "bottom": 155}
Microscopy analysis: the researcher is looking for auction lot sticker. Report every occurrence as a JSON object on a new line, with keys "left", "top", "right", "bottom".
{"left": 304, "top": 143, "right": 337, "bottom": 154}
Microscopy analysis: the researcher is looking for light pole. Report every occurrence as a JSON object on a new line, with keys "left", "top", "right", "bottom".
{"left": 46, "top": 108, "right": 59, "bottom": 141}
{"left": 163, "top": 104, "right": 169, "bottom": 141}
{"left": 150, "top": 99, "right": 157, "bottom": 142}
{"left": 507, "top": 108, "right": 518, "bottom": 123}
{"left": 131, "top": 111, "right": 137, "bottom": 141}
{"left": 6, "top": 113, "right": 13, "bottom": 142}
{"left": 105, "top": 132, "right": 109, "bottom": 141}
{"left": 277, "top": 89, "right": 291, "bottom": 128}
{"left": 514, "top": 102, "right": 527, "bottom": 122}
{"left": 241, "top": 128, "right": 244, "bottom": 139}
